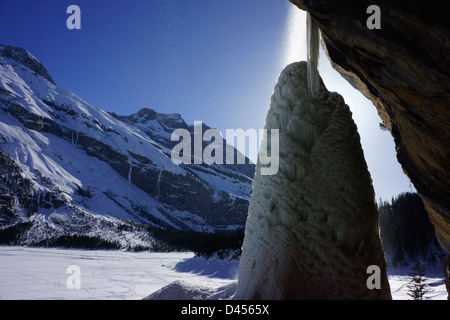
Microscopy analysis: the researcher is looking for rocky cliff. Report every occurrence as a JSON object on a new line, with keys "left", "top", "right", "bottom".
{"left": 290, "top": 0, "right": 450, "bottom": 254}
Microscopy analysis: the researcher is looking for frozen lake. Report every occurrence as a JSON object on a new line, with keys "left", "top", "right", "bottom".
{"left": 0, "top": 246, "right": 238, "bottom": 300}
{"left": 0, "top": 246, "right": 447, "bottom": 300}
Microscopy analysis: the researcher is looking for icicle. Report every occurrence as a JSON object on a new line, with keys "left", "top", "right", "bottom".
{"left": 156, "top": 169, "right": 162, "bottom": 200}
{"left": 128, "top": 163, "right": 132, "bottom": 183}
{"left": 306, "top": 12, "right": 320, "bottom": 98}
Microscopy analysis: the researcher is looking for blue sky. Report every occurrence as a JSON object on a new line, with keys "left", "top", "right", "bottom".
{"left": 0, "top": 0, "right": 285, "bottom": 132}
{"left": 0, "top": 0, "right": 412, "bottom": 200}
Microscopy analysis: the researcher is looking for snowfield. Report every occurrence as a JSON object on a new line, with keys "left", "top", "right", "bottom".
{"left": 0, "top": 246, "right": 238, "bottom": 300}
{"left": 0, "top": 246, "right": 446, "bottom": 300}
{"left": 388, "top": 268, "right": 447, "bottom": 300}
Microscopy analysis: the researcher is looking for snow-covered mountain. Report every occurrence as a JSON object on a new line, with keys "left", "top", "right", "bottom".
{"left": 0, "top": 44, "right": 254, "bottom": 249}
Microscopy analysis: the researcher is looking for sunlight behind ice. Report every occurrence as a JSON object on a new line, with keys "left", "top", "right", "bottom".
{"left": 281, "top": 4, "right": 307, "bottom": 68}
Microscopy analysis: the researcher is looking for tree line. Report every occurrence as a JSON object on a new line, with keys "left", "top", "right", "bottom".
{"left": 378, "top": 192, "right": 447, "bottom": 268}
{"left": 147, "top": 226, "right": 244, "bottom": 258}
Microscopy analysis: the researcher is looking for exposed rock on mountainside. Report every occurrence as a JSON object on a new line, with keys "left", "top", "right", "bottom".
{"left": 290, "top": 0, "right": 450, "bottom": 253}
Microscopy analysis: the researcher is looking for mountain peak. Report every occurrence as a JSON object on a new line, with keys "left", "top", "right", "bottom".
{"left": 133, "top": 108, "right": 182, "bottom": 122}
{"left": 0, "top": 44, "right": 55, "bottom": 85}
{"left": 136, "top": 107, "right": 158, "bottom": 120}
{"left": 127, "top": 107, "right": 188, "bottom": 132}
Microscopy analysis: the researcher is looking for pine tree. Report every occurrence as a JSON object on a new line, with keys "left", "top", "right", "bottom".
{"left": 407, "top": 260, "right": 433, "bottom": 300}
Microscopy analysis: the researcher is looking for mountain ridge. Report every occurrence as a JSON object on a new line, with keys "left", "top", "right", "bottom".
{"left": 0, "top": 45, "right": 254, "bottom": 249}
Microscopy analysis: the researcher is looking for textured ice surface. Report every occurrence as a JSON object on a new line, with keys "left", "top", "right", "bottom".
{"left": 235, "top": 62, "right": 391, "bottom": 299}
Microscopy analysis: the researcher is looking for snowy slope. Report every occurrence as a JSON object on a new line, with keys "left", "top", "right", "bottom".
{"left": 0, "top": 44, "right": 254, "bottom": 248}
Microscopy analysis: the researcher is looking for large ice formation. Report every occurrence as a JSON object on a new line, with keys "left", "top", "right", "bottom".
{"left": 234, "top": 62, "right": 391, "bottom": 299}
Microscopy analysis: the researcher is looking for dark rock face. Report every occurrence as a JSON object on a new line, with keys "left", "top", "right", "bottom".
{"left": 290, "top": 0, "right": 450, "bottom": 253}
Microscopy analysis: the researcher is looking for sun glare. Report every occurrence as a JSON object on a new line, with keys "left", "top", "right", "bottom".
{"left": 281, "top": 4, "right": 307, "bottom": 68}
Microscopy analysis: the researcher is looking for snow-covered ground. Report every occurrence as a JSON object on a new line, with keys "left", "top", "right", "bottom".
{"left": 0, "top": 246, "right": 238, "bottom": 300}
{"left": 387, "top": 268, "right": 447, "bottom": 300}
{"left": 0, "top": 246, "right": 446, "bottom": 300}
